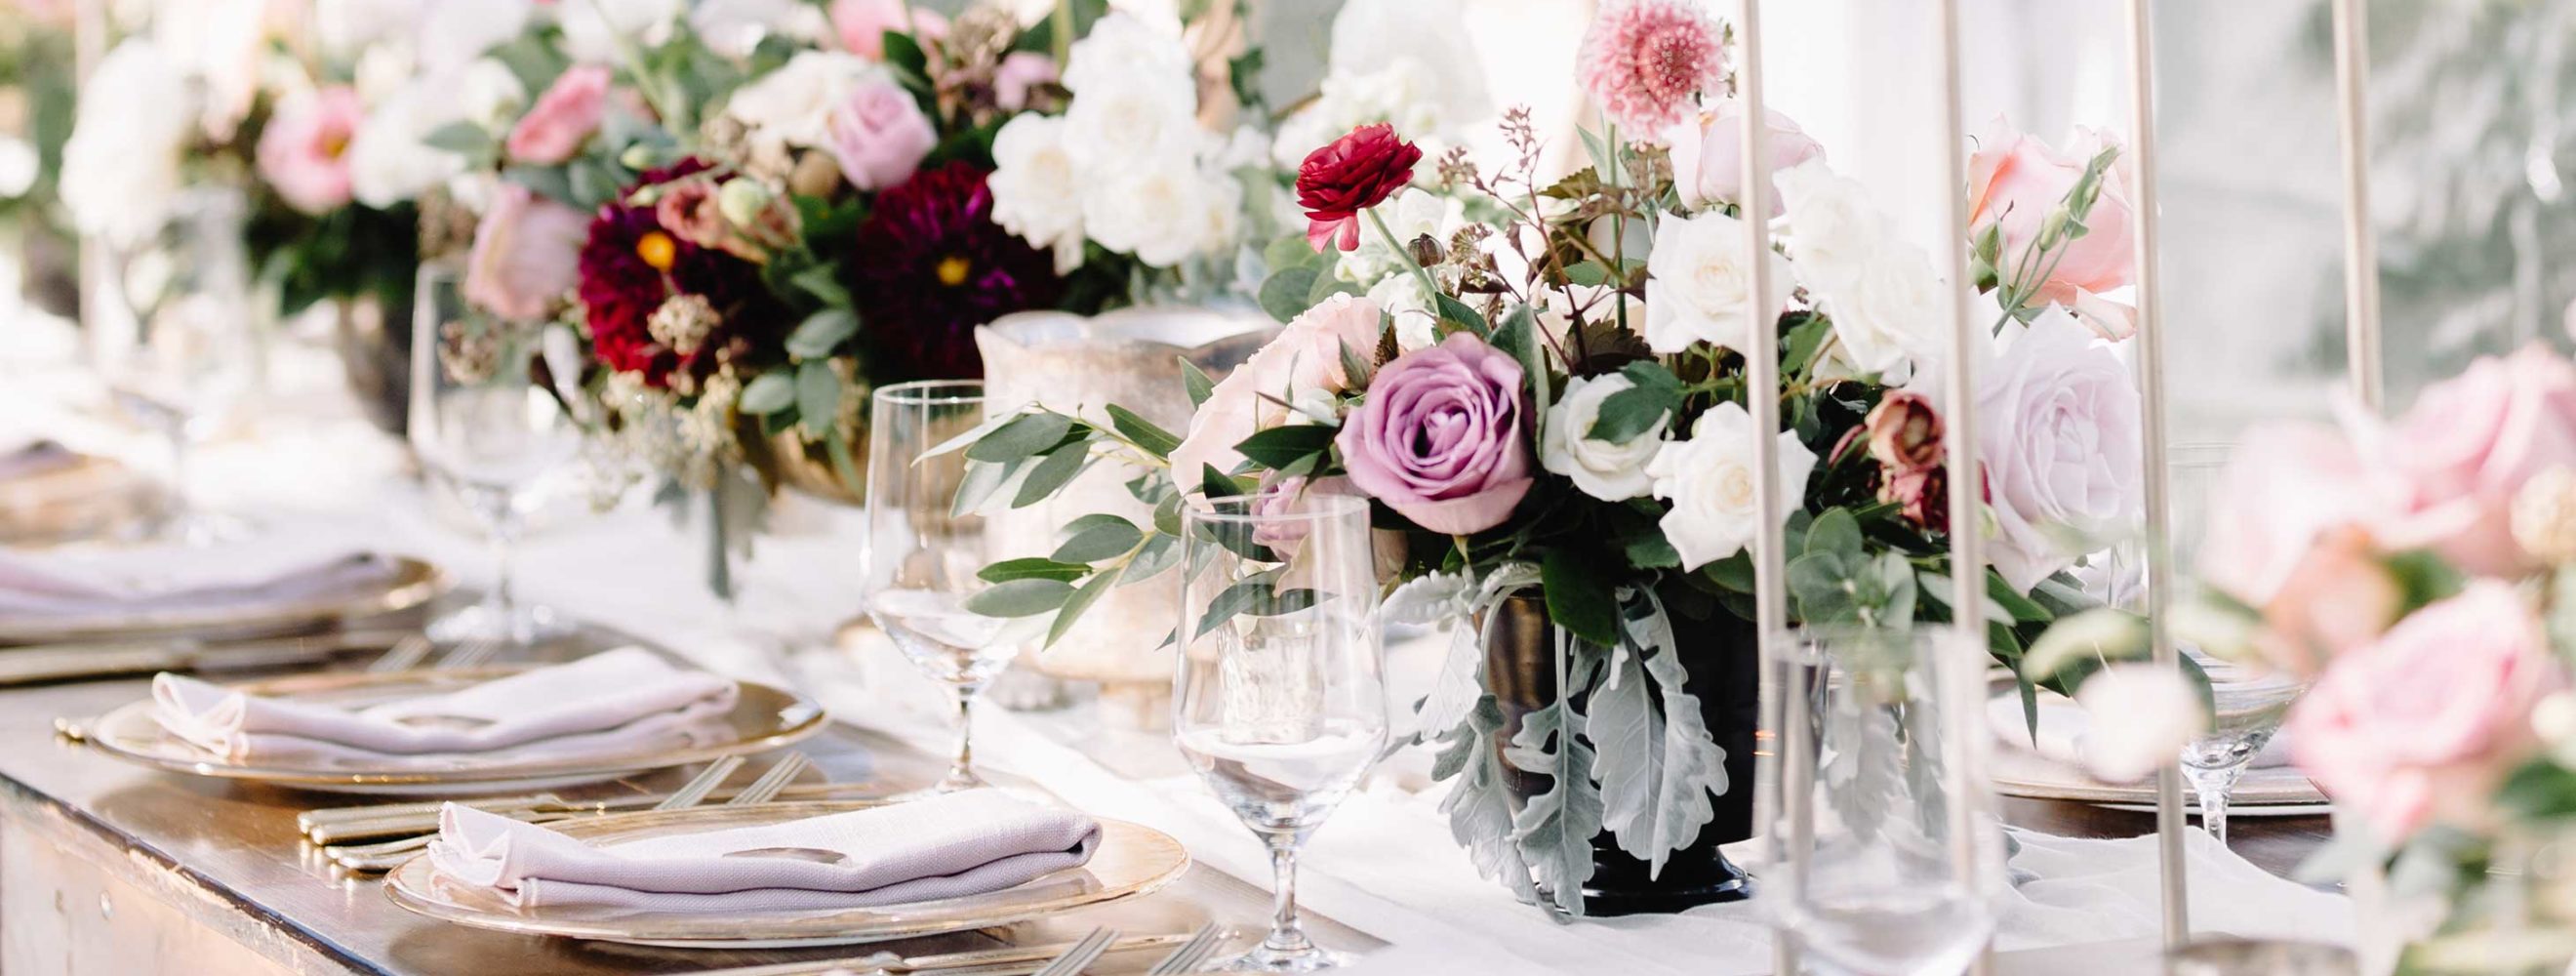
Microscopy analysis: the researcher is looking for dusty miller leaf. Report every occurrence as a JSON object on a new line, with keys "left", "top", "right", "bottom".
{"left": 1434, "top": 698, "right": 1541, "bottom": 905}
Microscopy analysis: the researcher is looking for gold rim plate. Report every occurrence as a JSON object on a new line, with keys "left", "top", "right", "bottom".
{"left": 0, "top": 556, "right": 446, "bottom": 644}
{"left": 1989, "top": 739, "right": 2326, "bottom": 810}
{"left": 80, "top": 667, "right": 826, "bottom": 793}
{"left": 383, "top": 800, "right": 1190, "bottom": 947}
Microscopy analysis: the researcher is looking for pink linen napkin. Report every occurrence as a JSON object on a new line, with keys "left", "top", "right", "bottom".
{"left": 0, "top": 438, "right": 75, "bottom": 482}
{"left": 151, "top": 647, "right": 740, "bottom": 766}
{"left": 0, "top": 536, "right": 397, "bottom": 618}
{"left": 429, "top": 789, "right": 1103, "bottom": 913}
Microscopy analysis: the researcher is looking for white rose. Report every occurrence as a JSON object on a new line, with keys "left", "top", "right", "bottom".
{"left": 1774, "top": 160, "right": 1885, "bottom": 293}
{"left": 725, "top": 51, "right": 881, "bottom": 151}
{"left": 1543, "top": 374, "right": 1667, "bottom": 502}
{"left": 1824, "top": 238, "right": 1943, "bottom": 377}
{"left": 1061, "top": 75, "right": 1204, "bottom": 171}
{"left": 988, "top": 114, "right": 1086, "bottom": 269}
{"left": 417, "top": 0, "right": 531, "bottom": 71}
{"left": 347, "top": 67, "right": 501, "bottom": 208}
{"left": 1368, "top": 273, "right": 1439, "bottom": 351}
{"left": 60, "top": 39, "right": 193, "bottom": 246}
{"left": 1060, "top": 13, "right": 1195, "bottom": 102}
{"left": 1980, "top": 303, "right": 2144, "bottom": 590}
{"left": 2074, "top": 663, "right": 2207, "bottom": 784}
{"left": 1336, "top": 187, "right": 1454, "bottom": 286}
{"left": 314, "top": 0, "right": 423, "bottom": 59}
{"left": 1321, "top": 0, "right": 1487, "bottom": 142}
{"left": 458, "top": 58, "right": 529, "bottom": 129}
{"left": 1081, "top": 158, "right": 1219, "bottom": 268}
{"left": 690, "top": 0, "right": 830, "bottom": 58}
{"left": 1642, "top": 208, "right": 1790, "bottom": 354}
{"left": 558, "top": 0, "right": 680, "bottom": 63}
{"left": 1273, "top": 60, "right": 1454, "bottom": 169}
{"left": 1646, "top": 402, "right": 1818, "bottom": 570}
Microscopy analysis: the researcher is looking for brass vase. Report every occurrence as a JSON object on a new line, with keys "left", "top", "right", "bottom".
{"left": 1482, "top": 590, "right": 1758, "bottom": 915}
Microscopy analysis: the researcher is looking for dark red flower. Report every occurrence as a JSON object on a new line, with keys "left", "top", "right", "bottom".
{"left": 1296, "top": 123, "right": 1423, "bottom": 253}
{"left": 848, "top": 161, "right": 1064, "bottom": 382}
{"left": 1885, "top": 464, "right": 1992, "bottom": 534}
{"left": 1864, "top": 390, "right": 1945, "bottom": 471}
{"left": 577, "top": 159, "right": 786, "bottom": 387}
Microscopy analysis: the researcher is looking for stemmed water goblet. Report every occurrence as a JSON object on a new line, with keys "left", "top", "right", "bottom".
{"left": 408, "top": 263, "right": 582, "bottom": 647}
{"left": 1774, "top": 625, "right": 2004, "bottom": 976}
{"left": 94, "top": 186, "right": 259, "bottom": 544}
{"left": 2165, "top": 443, "right": 2310, "bottom": 846}
{"left": 863, "top": 380, "right": 1016, "bottom": 794}
{"left": 1172, "top": 487, "right": 1386, "bottom": 973}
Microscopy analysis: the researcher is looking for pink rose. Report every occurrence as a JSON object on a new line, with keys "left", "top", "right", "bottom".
{"left": 2350, "top": 345, "right": 2576, "bottom": 576}
{"left": 830, "top": 0, "right": 947, "bottom": 59}
{"left": 1967, "top": 119, "right": 2136, "bottom": 335}
{"left": 993, "top": 52, "right": 1058, "bottom": 112}
{"left": 1335, "top": 332, "right": 1533, "bottom": 535}
{"left": 2289, "top": 582, "right": 2561, "bottom": 841}
{"left": 506, "top": 64, "right": 613, "bottom": 165}
{"left": 1665, "top": 99, "right": 1823, "bottom": 217}
{"left": 463, "top": 183, "right": 590, "bottom": 321}
{"left": 256, "top": 86, "right": 364, "bottom": 215}
{"left": 2195, "top": 423, "right": 2400, "bottom": 674}
{"left": 825, "top": 78, "right": 937, "bottom": 191}
{"left": 1170, "top": 294, "right": 1387, "bottom": 483}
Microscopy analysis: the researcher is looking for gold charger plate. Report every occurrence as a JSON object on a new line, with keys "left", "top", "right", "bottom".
{"left": 382, "top": 800, "right": 1191, "bottom": 948}
{"left": 0, "top": 555, "right": 446, "bottom": 644}
{"left": 0, "top": 454, "right": 156, "bottom": 545}
{"left": 78, "top": 667, "right": 827, "bottom": 794}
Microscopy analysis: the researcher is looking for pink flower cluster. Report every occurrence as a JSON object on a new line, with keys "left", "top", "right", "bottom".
{"left": 2206, "top": 345, "right": 2576, "bottom": 841}
{"left": 1576, "top": 0, "right": 1727, "bottom": 138}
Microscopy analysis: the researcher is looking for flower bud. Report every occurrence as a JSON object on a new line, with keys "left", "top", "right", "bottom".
{"left": 1408, "top": 233, "right": 1445, "bottom": 267}
{"left": 1864, "top": 390, "right": 1944, "bottom": 471}
{"left": 716, "top": 178, "right": 773, "bottom": 231}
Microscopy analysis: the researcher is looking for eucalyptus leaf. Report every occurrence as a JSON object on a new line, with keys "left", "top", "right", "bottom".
{"left": 1119, "top": 534, "right": 1181, "bottom": 584}
{"left": 1103, "top": 403, "right": 1182, "bottom": 459}
{"left": 1259, "top": 264, "right": 1322, "bottom": 323}
{"left": 1180, "top": 357, "right": 1217, "bottom": 408}
{"left": 1805, "top": 508, "right": 1864, "bottom": 559}
{"left": 786, "top": 308, "right": 859, "bottom": 359}
{"left": 962, "top": 578, "right": 1074, "bottom": 618}
{"left": 1233, "top": 424, "right": 1338, "bottom": 470}
{"left": 738, "top": 372, "right": 796, "bottom": 414}
{"left": 979, "top": 557, "right": 1093, "bottom": 584}
{"left": 967, "top": 413, "right": 1075, "bottom": 464}
{"left": 1052, "top": 517, "right": 1143, "bottom": 563}
{"left": 1013, "top": 445, "right": 1090, "bottom": 507}
{"left": 1044, "top": 568, "right": 1118, "bottom": 647}
{"left": 794, "top": 362, "right": 841, "bottom": 435}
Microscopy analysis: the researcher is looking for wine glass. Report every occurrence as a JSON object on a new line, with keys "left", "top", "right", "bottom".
{"left": 2167, "top": 442, "right": 2309, "bottom": 846}
{"left": 93, "top": 186, "right": 258, "bottom": 544}
{"left": 1172, "top": 487, "right": 1386, "bottom": 973}
{"left": 1774, "top": 625, "right": 2003, "bottom": 976}
{"left": 408, "top": 263, "right": 581, "bottom": 647}
{"left": 863, "top": 380, "right": 1015, "bottom": 793}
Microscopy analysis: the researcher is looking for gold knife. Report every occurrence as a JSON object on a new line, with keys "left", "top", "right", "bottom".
{"left": 0, "top": 630, "right": 413, "bottom": 686}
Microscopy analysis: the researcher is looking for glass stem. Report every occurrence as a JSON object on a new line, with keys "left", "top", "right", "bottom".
{"left": 2185, "top": 761, "right": 2246, "bottom": 847}
{"left": 945, "top": 688, "right": 976, "bottom": 788}
{"left": 1263, "top": 834, "right": 1314, "bottom": 955}
{"left": 164, "top": 421, "right": 193, "bottom": 533}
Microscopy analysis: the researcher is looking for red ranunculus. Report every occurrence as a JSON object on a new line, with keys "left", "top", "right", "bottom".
{"left": 1296, "top": 123, "right": 1423, "bottom": 253}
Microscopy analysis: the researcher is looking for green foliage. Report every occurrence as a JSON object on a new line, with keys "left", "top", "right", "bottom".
{"left": 1587, "top": 361, "right": 1682, "bottom": 442}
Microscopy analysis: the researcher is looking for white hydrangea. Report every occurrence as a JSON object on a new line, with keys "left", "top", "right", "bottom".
{"left": 60, "top": 39, "right": 193, "bottom": 246}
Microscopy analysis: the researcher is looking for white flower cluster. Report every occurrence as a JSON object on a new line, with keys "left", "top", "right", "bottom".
{"left": 1269, "top": 0, "right": 1490, "bottom": 170}
{"left": 60, "top": 40, "right": 194, "bottom": 246}
{"left": 1772, "top": 160, "right": 1946, "bottom": 379}
{"left": 987, "top": 14, "right": 1241, "bottom": 272}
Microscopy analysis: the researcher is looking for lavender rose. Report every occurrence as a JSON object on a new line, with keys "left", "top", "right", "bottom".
{"left": 1335, "top": 332, "right": 1533, "bottom": 535}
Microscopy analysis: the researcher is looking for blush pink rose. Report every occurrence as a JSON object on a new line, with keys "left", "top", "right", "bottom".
{"left": 993, "top": 52, "right": 1058, "bottom": 112}
{"left": 463, "top": 183, "right": 590, "bottom": 321}
{"left": 2288, "top": 582, "right": 2562, "bottom": 841}
{"left": 1665, "top": 99, "right": 1824, "bottom": 217}
{"left": 2195, "top": 422, "right": 2399, "bottom": 673}
{"left": 1967, "top": 119, "right": 2136, "bottom": 334}
{"left": 256, "top": 86, "right": 364, "bottom": 215}
{"left": 1335, "top": 332, "right": 1532, "bottom": 535}
{"left": 506, "top": 64, "right": 613, "bottom": 165}
{"left": 830, "top": 0, "right": 947, "bottom": 60}
{"left": 2349, "top": 345, "right": 2576, "bottom": 576}
{"left": 824, "top": 78, "right": 937, "bottom": 191}
{"left": 1169, "top": 294, "right": 1387, "bottom": 484}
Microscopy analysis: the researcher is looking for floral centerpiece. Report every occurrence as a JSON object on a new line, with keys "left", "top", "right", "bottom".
{"left": 942, "top": 0, "right": 2146, "bottom": 916}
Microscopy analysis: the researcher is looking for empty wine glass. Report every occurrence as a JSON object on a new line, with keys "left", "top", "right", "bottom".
{"left": 1173, "top": 487, "right": 1386, "bottom": 973}
{"left": 863, "top": 380, "right": 1015, "bottom": 793}
{"left": 2168, "top": 442, "right": 2309, "bottom": 846}
{"left": 1774, "top": 625, "right": 2003, "bottom": 976}
{"left": 93, "top": 186, "right": 259, "bottom": 544}
{"left": 408, "top": 263, "right": 581, "bottom": 647}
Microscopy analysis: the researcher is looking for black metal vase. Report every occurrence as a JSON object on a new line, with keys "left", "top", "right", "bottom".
{"left": 1482, "top": 591, "right": 1759, "bottom": 915}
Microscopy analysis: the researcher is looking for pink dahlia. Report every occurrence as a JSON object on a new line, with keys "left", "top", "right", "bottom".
{"left": 1578, "top": 0, "right": 1727, "bottom": 137}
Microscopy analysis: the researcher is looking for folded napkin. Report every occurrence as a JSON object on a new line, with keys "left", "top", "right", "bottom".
{"left": 0, "top": 438, "right": 76, "bottom": 482}
{"left": 1987, "top": 692, "right": 2289, "bottom": 771}
{"left": 430, "top": 789, "right": 1104, "bottom": 913}
{"left": 152, "top": 647, "right": 740, "bottom": 766}
{"left": 0, "top": 536, "right": 397, "bottom": 618}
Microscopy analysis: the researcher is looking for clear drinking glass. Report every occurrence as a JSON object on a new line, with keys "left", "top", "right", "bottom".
{"left": 1173, "top": 489, "right": 1386, "bottom": 973}
{"left": 2168, "top": 443, "right": 2309, "bottom": 846}
{"left": 408, "top": 263, "right": 581, "bottom": 647}
{"left": 94, "top": 186, "right": 259, "bottom": 544}
{"left": 1774, "top": 626, "right": 2004, "bottom": 976}
{"left": 863, "top": 380, "right": 1015, "bottom": 793}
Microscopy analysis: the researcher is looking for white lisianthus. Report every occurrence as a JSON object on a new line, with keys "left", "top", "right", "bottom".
{"left": 1642, "top": 208, "right": 1790, "bottom": 354}
{"left": 417, "top": 0, "right": 532, "bottom": 71}
{"left": 458, "top": 58, "right": 529, "bottom": 129}
{"left": 558, "top": 0, "right": 680, "bottom": 63}
{"left": 1337, "top": 187, "right": 1455, "bottom": 286}
{"left": 1368, "top": 273, "right": 1439, "bottom": 351}
{"left": 1544, "top": 374, "right": 1667, "bottom": 502}
{"left": 987, "top": 115, "right": 1087, "bottom": 272}
{"left": 60, "top": 39, "right": 193, "bottom": 246}
{"left": 1980, "top": 303, "right": 2144, "bottom": 590}
{"left": 725, "top": 51, "right": 881, "bottom": 151}
{"left": 1082, "top": 159, "right": 1224, "bottom": 268}
{"left": 2074, "top": 663, "right": 2208, "bottom": 784}
{"left": 1646, "top": 402, "right": 1818, "bottom": 570}
{"left": 1060, "top": 13, "right": 1196, "bottom": 101}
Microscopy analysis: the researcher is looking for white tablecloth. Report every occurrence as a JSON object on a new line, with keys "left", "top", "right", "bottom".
{"left": 0, "top": 317, "right": 2355, "bottom": 975}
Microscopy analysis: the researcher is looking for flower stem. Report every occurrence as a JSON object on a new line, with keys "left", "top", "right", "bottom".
{"left": 1364, "top": 208, "right": 1442, "bottom": 313}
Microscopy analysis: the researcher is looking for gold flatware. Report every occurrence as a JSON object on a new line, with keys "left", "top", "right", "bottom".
{"left": 1034, "top": 926, "right": 1119, "bottom": 976}
{"left": 0, "top": 629, "right": 416, "bottom": 686}
{"left": 330, "top": 757, "right": 747, "bottom": 873}
{"left": 1147, "top": 922, "right": 1227, "bottom": 974}
{"left": 678, "top": 933, "right": 1197, "bottom": 976}
{"left": 304, "top": 781, "right": 878, "bottom": 844}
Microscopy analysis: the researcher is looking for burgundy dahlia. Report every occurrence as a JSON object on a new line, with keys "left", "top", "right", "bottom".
{"left": 848, "top": 161, "right": 1063, "bottom": 381}
{"left": 577, "top": 160, "right": 785, "bottom": 387}
{"left": 1296, "top": 123, "right": 1423, "bottom": 253}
